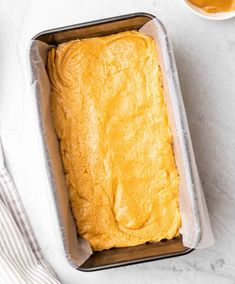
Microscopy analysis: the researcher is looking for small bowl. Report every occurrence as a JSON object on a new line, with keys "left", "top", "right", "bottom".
{"left": 183, "top": 0, "right": 235, "bottom": 20}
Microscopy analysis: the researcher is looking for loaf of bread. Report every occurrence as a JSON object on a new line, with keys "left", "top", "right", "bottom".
{"left": 47, "top": 31, "right": 181, "bottom": 251}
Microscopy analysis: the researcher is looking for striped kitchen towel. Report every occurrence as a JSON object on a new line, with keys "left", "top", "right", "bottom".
{"left": 0, "top": 141, "right": 60, "bottom": 284}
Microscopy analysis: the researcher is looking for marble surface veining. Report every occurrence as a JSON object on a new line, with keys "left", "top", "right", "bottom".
{"left": 0, "top": 0, "right": 235, "bottom": 283}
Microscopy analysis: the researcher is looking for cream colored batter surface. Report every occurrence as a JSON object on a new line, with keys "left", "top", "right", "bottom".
{"left": 47, "top": 31, "right": 181, "bottom": 251}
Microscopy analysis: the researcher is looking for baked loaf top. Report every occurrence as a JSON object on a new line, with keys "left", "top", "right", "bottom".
{"left": 47, "top": 31, "right": 181, "bottom": 251}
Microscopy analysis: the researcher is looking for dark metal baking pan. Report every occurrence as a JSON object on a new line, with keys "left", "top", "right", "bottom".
{"left": 32, "top": 12, "right": 200, "bottom": 271}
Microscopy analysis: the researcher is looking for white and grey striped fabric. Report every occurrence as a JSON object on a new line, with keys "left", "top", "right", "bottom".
{"left": 0, "top": 141, "right": 60, "bottom": 284}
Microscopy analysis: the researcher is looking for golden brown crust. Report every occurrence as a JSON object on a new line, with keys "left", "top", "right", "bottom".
{"left": 47, "top": 31, "right": 181, "bottom": 251}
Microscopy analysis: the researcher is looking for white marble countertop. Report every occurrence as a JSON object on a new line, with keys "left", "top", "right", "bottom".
{"left": 0, "top": 0, "right": 235, "bottom": 283}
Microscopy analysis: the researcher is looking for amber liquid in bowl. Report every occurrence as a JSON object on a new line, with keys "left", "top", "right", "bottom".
{"left": 188, "top": 0, "right": 235, "bottom": 13}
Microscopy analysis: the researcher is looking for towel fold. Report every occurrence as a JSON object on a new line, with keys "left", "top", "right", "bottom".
{"left": 0, "top": 141, "right": 60, "bottom": 284}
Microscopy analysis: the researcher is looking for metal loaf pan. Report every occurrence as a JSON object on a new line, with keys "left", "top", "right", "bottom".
{"left": 32, "top": 13, "right": 201, "bottom": 271}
